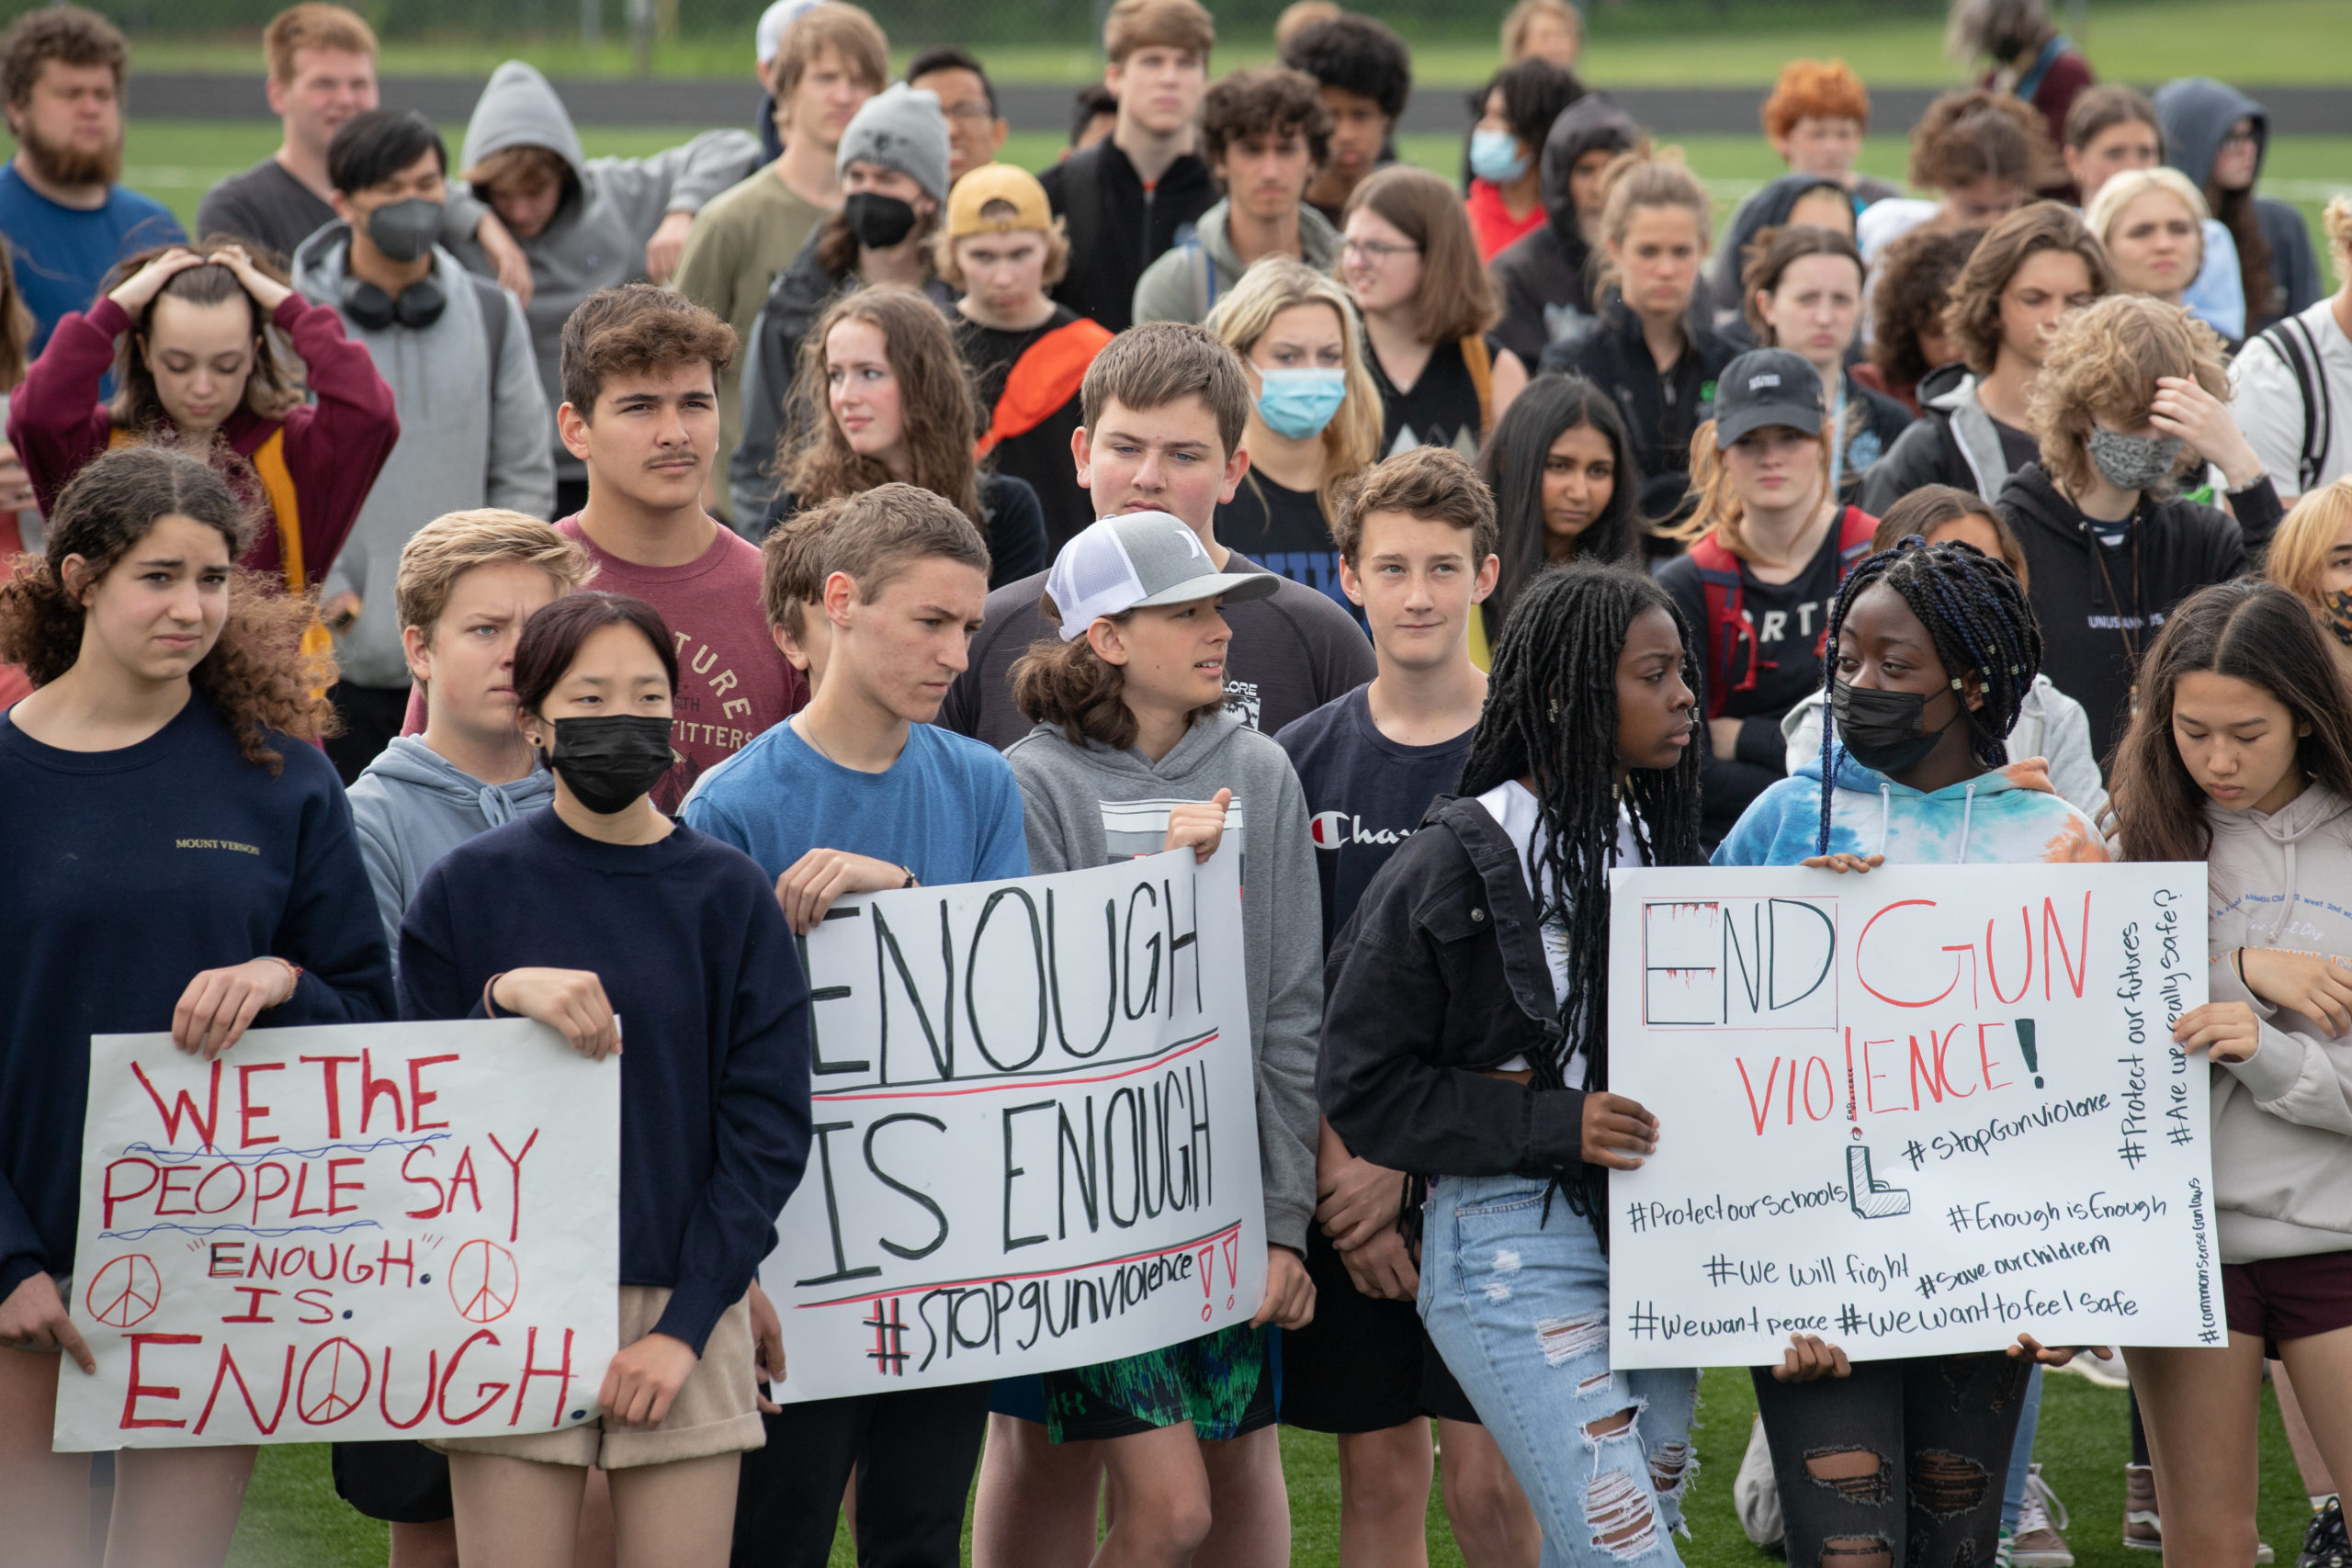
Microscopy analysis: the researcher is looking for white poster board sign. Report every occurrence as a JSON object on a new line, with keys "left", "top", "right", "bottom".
{"left": 1607, "top": 863, "right": 2216, "bottom": 1367}
{"left": 766, "top": 846, "right": 1266, "bottom": 1401}
{"left": 55, "top": 1020, "right": 618, "bottom": 1450}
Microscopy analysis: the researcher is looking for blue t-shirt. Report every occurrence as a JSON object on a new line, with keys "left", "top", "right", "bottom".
{"left": 1273, "top": 685, "right": 1472, "bottom": 953}
{"left": 0, "top": 163, "right": 183, "bottom": 354}
{"left": 684, "top": 717, "right": 1030, "bottom": 887}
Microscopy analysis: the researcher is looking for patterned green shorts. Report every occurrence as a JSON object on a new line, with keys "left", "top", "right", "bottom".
{"left": 1041, "top": 1323, "right": 1275, "bottom": 1442}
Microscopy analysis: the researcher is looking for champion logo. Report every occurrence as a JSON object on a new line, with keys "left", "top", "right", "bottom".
{"left": 1308, "top": 810, "right": 1412, "bottom": 851}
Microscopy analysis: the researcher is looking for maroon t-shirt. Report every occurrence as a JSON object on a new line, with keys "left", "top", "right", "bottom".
{"left": 402, "top": 514, "right": 806, "bottom": 813}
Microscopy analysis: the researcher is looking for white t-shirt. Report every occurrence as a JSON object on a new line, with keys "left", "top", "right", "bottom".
{"left": 2233, "top": 295, "right": 2352, "bottom": 500}
{"left": 1475, "top": 780, "right": 1645, "bottom": 1079}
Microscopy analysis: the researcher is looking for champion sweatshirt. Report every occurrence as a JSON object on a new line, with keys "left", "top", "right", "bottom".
{"left": 2200, "top": 784, "right": 2352, "bottom": 1261}
{"left": 1003, "top": 712, "right": 1324, "bottom": 1254}
{"left": 399, "top": 809, "right": 812, "bottom": 1355}
{"left": 0, "top": 698, "right": 393, "bottom": 1300}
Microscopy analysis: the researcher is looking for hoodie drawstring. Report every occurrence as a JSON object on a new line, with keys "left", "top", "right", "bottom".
{"left": 1877, "top": 783, "right": 1893, "bottom": 859}
{"left": 1957, "top": 783, "right": 1977, "bottom": 863}
{"left": 479, "top": 785, "right": 518, "bottom": 829}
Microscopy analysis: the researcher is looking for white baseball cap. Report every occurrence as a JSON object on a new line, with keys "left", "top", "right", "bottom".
{"left": 1045, "top": 513, "right": 1279, "bottom": 641}
{"left": 756, "top": 0, "right": 821, "bottom": 65}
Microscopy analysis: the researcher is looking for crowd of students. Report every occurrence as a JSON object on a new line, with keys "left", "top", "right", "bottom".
{"left": 1, "top": 0, "right": 2350, "bottom": 1564}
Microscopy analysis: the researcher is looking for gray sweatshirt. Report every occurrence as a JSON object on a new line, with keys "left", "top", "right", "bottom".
{"left": 1004, "top": 712, "right": 1323, "bottom": 1253}
{"left": 444, "top": 62, "right": 763, "bottom": 485}
{"left": 295, "top": 228, "right": 555, "bottom": 687}
{"left": 1130, "top": 199, "right": 1342, "bottom": 327}
{"left": 2202, "top": 783, "right": 2352, "bottom": 1262}
{"left": 345, "top": 737, "right": 558, "bottom": 981}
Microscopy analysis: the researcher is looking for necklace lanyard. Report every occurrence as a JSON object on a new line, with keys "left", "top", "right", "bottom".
{"left": 1825, "top": 375, "right": 1849, "bottom": 500}
{"left": 2085, "top": 502, "right": 2146, "bottom": 717}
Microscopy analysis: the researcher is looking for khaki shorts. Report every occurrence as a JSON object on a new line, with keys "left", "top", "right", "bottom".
{"left": 428, "top": 1286, "right": 763, "bottom": 1470}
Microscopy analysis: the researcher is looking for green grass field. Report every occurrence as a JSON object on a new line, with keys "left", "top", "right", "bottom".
{"left": 217, "top": 1366, "right": 2318, "bottom": 1566}
{"left": 108, "top": 121, "right": 2347, "bottom": 262}
{"left": 107, "top": 0, "right": 2352, "bottom": 86}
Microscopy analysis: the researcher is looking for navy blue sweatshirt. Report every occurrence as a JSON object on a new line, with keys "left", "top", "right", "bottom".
{"left": 0, "top": 698, "right": 393, "bottom": 1299}
{"left": 398, "top": 808, "right": 812, "bottom": 1355}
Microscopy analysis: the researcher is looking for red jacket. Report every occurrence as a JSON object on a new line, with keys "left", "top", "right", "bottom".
{"left": 9, "top": 293, "right": 399, "bottom": 590}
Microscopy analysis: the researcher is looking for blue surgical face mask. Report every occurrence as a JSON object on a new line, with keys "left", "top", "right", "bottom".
{"left": 1469, "top": 129, "right": 1531, "bottom": 186}
{"left": 1254, "top": 367, "right": 1347, "bottom": 441}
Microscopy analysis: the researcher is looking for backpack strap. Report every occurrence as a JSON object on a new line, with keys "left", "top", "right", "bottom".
{"left": 1687, "top": 531, "right": 1754, "bottom": 721}
{"left": 470, "top": 275, "right": 509, "bottom": 382}
{"left": 1057, "top": 143, "right": 1105, "bottom": 299}
{"left": 1460, "top": 333, "right": 1494, "bottom": 436}
{"left": 2259, "top": 314, "right": 2332, "bottom": 493}
{"left": 1834, "top": 505, "right": 1881, "bottom": 574}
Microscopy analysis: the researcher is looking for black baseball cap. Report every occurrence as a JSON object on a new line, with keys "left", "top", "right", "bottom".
{"left": 1714, "top": 348, "right": 1825, "bottom": 445}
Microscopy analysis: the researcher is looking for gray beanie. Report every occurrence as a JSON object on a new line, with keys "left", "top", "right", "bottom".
{"left": 835, "top": 83, "right": 951, "bottom": 207}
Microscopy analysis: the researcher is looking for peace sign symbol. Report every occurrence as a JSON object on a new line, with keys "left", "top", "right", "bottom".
{"left": 297, "top": 1337, "right": 372, "bottom": 1425}
{"left": 85, "top": 1254, "right": 161, "bottom": 1329}
{"left": 447, "top": 1239, "right": 520, "bottom": 1324}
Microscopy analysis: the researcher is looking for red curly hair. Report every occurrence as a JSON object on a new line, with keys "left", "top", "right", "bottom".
{"left": 1762, "top": 60, "right": 1871, "bottom": 141}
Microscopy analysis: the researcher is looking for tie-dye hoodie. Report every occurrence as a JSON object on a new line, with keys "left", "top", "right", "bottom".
{"left": 1712, "top": 748, "right": 2109, "bottom": 869}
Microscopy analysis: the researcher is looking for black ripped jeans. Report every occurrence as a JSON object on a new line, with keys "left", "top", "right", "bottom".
{"left": 1751, "top": 1352, "right": 2031, "bottom": 1568}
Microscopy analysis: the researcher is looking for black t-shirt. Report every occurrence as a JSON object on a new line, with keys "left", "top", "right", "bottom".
{"left": 1371, "top": 335, "right": 1498, "bottom": 461}
{"left": 1274, "top": 685, "right": 1473, "bottom": 953}
{"left": 195, "top": 159, "right": 334, "bottom": 265}
{"left": 938, "top": 549, "right": 1378, "bottom": 750}
{"left": 1658, "top": 514, "right": 1849, "bottom": 844}
{"left": 1995, "top": 416, "right": 2039, "bottom": 475}
{"left": 1215, "top": 474, "right": 1356, "bottom": 626}
{"left": 957, "top": 307, "right": 1096, "bottom": 557}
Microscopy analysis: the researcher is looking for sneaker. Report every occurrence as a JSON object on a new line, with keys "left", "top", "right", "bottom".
{"left": 2262, "top": 1548, "right": 2277, "bottom": 1564}
{"left": 1996, "top": 1530, "right": 2016, "bottom": 1568}
{"left": 2301, "top": 1497, "right": 2349, "bottom": 1568}
{"left": 2125, "top": 1463, "right": 2162, "bottom": 1553}
{"left": 2012, "top": 1465, "right": 2075, "bottom": 1568}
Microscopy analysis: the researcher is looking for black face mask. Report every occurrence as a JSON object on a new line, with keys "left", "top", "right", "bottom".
{"left": 842, "top": 191, "right": 919, "bottom": 250}
{"left": 1830, "top": 680, "right": 1962, "bottom": 776}
{"left": 546, "top": 715, "right": 675, "bottom": 814}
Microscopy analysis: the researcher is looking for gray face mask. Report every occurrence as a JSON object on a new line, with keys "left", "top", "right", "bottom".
{"left": 365, "top": 197, "right": 444, "bottom": 264}
{"left": 2086, "top": 425, "right": 2185, "bottom": 491}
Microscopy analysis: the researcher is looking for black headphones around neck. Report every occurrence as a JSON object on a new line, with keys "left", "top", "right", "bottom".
{"left": 339, "top": 272, "right": 446, "bottom": 331}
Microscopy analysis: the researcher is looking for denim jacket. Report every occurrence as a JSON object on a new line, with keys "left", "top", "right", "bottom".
{"left": 1317, "top": 794, "right": 1592, "bottom": 1182}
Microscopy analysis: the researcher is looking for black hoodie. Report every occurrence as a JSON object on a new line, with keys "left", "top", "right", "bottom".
{"left": 1038, "top": 139, "right": 1217, "bottom": 333}
{"left": 2000, "top": 461, "right": 2279, "bottom": 757}
{"left": 1487, "top": 96, "right": 1638, "bottom": 368}
{"left": 1540, "top": 295, "right": 1737, "bottom": 521}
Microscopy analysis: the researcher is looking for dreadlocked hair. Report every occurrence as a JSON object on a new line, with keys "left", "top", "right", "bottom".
{"left": 1458, "top": 560, "right": 1703, "bottom": 1228}
{"left": 1813, "top": 536, "right": 2041, "bottom": 856}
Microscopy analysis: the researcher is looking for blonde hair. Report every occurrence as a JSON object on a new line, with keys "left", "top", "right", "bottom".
{"left": 1667, "top": 418, "right": 1832, "bottom": 553}
{"left": 1501, "top": 0, "right": 1580, "bottom": 61}
{"left": 771, "top": 3, "right": 888, "bottom": 102}
{"left": 264, "top": 3, "right": 375, "bottom": 82}
{"left": 932, "top": 218, "right": 1071, "bottom": 294}
{"left": 1594, "top": 152, "right": 1712, "bottom": 299}
{"left": 1103, "top": 0, "right": 1215, "bottom": 64}
{"left": 2327, "top": 195, "right": 2352, "bottom": 286}
{"left": 393, "top": 509, "right": 595, "bottom": 642}
{"left": 2029, "top": 294, "right": 2229, "bottom": 497}
{"left": 2085, "top": 167, "right": 2210, "bottom": 278}
{"left": 1205, "top": 255, "right": 1382, "bottom": 520}
{"left": 463, "top": 143, "right": 569, "bottom": 194}
{"left": 2265, "top": 478, "right": 2352, "bottom": 608}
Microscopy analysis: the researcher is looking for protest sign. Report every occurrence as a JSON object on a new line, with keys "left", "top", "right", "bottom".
{"left": 1606, "top": 863, "right": 2215, "bottom": 1367}
{"left": 765, "top": 845, "right": 1265, "bottom": 1402}
{"left": 55, "top": 1020, "right": 617, "bottom": 1451}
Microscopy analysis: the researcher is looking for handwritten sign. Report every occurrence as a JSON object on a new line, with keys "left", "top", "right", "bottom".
{"left": 1606, "top": 863, "right": 2216, "bottom": 1366}
{"left": 55, "top": 1020, "right": 617, "bottom": 1450}
{"left": 766, "top": 846, "right": 1265, "bottom": 1401}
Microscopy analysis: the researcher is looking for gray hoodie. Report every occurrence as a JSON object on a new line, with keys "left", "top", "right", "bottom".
{"left": 1130, "top": 199, "right": 1343, "bottom": 327}
{"left": 2203, "top": 783, "right": 2352, "bottom": 1262}
{"left": 445, "top": 62, "right": 763, "bottom": 485}
{"left": 1004, "top": 712, "right": 1323, "bottom": 1253}
{"left": 296, "top": 228, "right": 556, "bottom": 687}
{"left": 345, "top": 737, "right": 558, "bottom": 978}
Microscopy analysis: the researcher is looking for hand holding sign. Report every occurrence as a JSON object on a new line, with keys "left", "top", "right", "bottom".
{"left": 1164, "top": 790, "right": 1233, "bottom": 863}
{"left": 171, "top": 958, "right": 295, "bottom": 1059}
{"left": 0, "top": 1271, "right": 94, "bottom": 1371}
{"left": 1583, "top": 1093, "right": 1659, "bottom": 1170}
{"left": 491, "top": 969, "right": 621, "bottom": 1059}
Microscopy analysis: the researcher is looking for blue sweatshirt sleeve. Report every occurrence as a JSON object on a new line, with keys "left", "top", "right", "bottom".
{"left": 651, "top": 885, "right": 814, "bottom": 1354}
{"left": 275, "top": 755, "right": 396, "bottom": 1024}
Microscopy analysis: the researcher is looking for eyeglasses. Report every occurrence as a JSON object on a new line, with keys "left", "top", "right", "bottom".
{"left": 1341, "top": 237, "right": 1420, "bottom": 263}
{"left": 2222, "top": 129, "right": 2259, "bottom": 149}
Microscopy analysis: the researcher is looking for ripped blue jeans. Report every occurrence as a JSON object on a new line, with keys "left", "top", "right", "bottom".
{"left": 1420, "top": 1175, "right": 1696, "bottom": 1568}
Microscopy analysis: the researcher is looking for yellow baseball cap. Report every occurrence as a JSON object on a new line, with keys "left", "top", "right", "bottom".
{"left": 945, "top": 164, "right": 1055, "bottom": 240}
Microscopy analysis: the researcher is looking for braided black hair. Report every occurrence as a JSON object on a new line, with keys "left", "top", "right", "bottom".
{"left": 1460, "top": 560, "right": 1704, "bottom": 1225}
{"left": 1814, "top": 536, "right": 2042, "bottom": 856}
